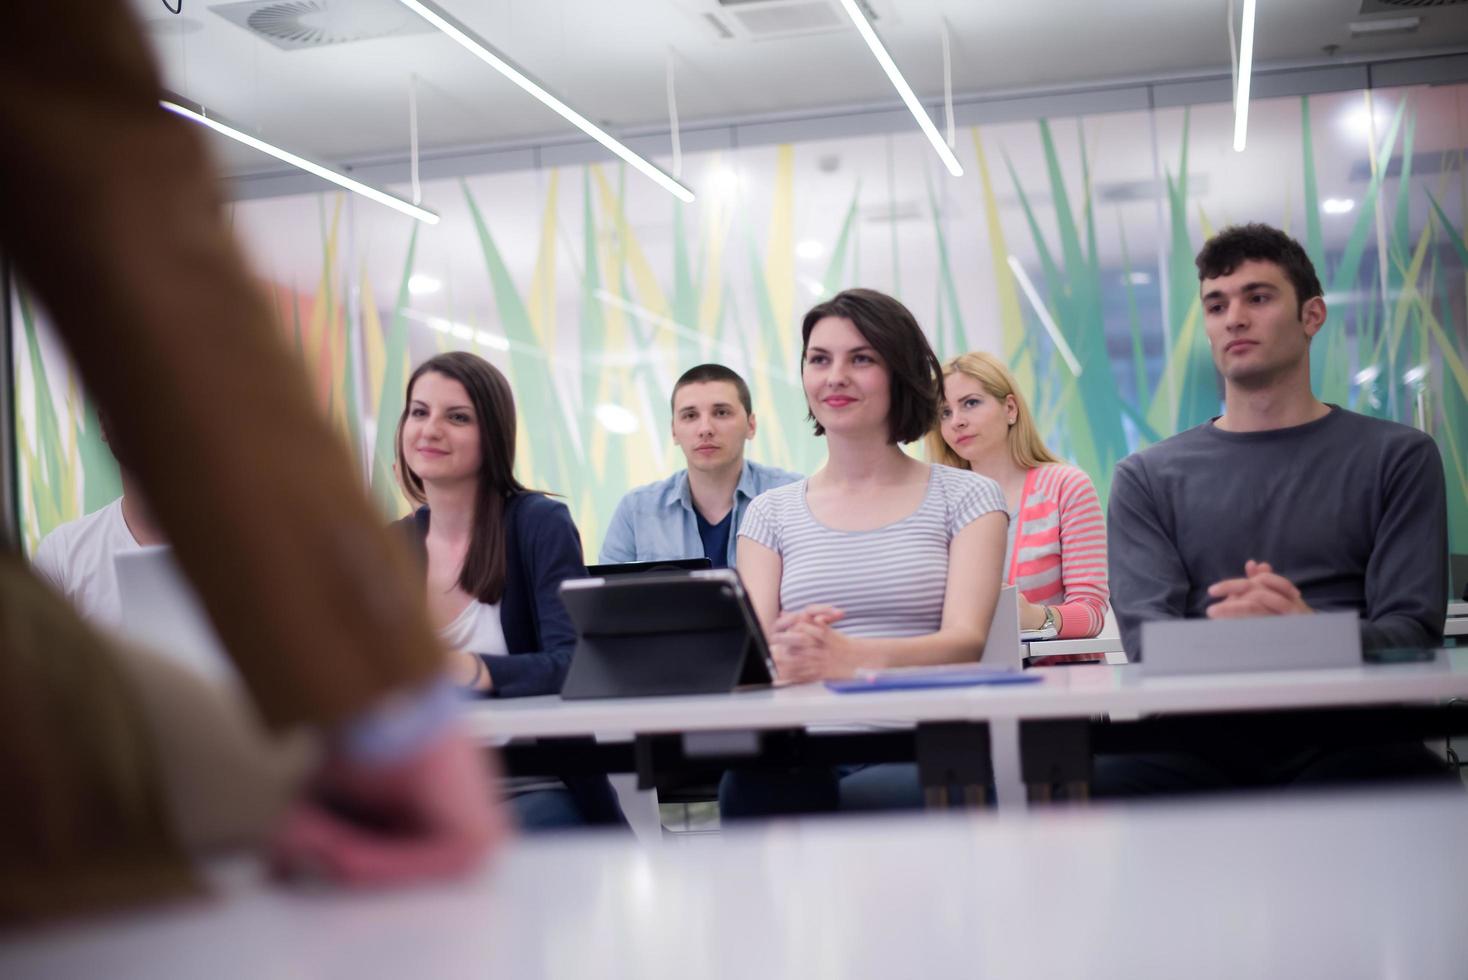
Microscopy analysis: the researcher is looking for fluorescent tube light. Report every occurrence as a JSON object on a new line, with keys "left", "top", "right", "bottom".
{"left": 1349, "top": 16, "right": 1419, "bottom": 37}
{"left": 160, "top": 99, "right": 439, "bottom": 224}
{"left": 1233, "top": 0, "right": 1256, "bottom": 152}
{"left": 833, "top": 0, "right": 963, "bottom": 177}
{"left": 1006, "top": 256, "right": 1081, "bottom": 377}
{"left": 393, "top": 0, "right": 694, "bottom": 203}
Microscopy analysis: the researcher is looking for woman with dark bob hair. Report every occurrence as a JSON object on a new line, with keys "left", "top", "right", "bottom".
{"left": 393, "top": 351, "right": 622, "bottom": 830}
{"left": 722, "top": 288, "right": 1009, "bottom": 818}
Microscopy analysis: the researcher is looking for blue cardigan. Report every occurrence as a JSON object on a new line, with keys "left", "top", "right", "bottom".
{"left": 396, "top": 496, "right": 624, "bottom": 827}
{"left": 395, "top": 492, "right": 587, "bottom": 698}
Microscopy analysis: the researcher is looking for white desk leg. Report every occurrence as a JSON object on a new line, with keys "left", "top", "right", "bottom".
{"left": 990, "top": 717, "right": 1026, "bottom": 812}
{"left": 608, "top": 773, "right": 663, "bottom": 844}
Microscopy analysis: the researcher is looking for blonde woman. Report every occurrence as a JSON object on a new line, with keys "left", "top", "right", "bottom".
{"left": 928, "top": 352, "right": 1109, "bottom": 638}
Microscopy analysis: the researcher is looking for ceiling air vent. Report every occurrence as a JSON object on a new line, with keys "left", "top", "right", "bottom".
{"left": 686, "top": 0, "right": 891, "bottom": 42}
{"left": 1359, "top": 0, "right": 1467, "bottom": 10}
{"left": 210, "top": 0, "right": 436, "bottom": 51}
{"left": 727, "top": 1, "right": 843, "bottom": 35}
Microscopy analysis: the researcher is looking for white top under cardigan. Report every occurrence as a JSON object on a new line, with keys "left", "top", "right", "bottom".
{"left": 438, "top": 598, "right": 558, "bottom": 796}
{"left": 438, "top": 599, "right": 509, "bottom": 658}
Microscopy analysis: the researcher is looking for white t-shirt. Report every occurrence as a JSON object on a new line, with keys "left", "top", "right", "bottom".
{"left": 439, "top": 598, "right": 556, "bottom": 796}
{"left": 31, "top": 498, "right": 142, "bottom": 631}
{"left": 437, "top": 599, "right": 509, "bottom": 657}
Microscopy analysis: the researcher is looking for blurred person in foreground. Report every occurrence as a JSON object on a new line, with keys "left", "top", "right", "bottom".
{"left": 0, "top": 0, "right": 503, "bottom": 923}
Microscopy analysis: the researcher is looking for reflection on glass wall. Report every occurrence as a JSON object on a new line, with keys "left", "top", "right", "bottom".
{"left": 12, "top": 82, "right": 1468, "bottom": 560}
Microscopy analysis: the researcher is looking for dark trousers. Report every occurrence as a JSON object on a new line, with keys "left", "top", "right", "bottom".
{"left": 510, "top": 788, "right": 615, "bottom": 832}
{"left": 1094, "top": 739, "right": 1453, "bottom": 798}
{"left": 507, "top": 774, "right": 627, "bottom": 833}
{"left": 718, "top": 763, "right": 935, "bottom": 821}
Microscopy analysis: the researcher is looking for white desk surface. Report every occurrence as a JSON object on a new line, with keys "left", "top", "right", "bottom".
{"left": 1449, "top": 601, "right": 1467, "bottom": 618}
{"left": 464, "top": 649, "right": 1468, "bottom": 742}
{"left": 5, "top": 788, "right": 1466, "bottom": 980}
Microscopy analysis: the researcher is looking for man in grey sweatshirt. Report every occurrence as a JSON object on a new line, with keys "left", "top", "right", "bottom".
{"left": 1102, "top": 223, "right": 1449, "bottom": 795}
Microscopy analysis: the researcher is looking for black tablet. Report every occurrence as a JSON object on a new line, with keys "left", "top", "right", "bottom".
{"left": 559, "top": 569, "right": 775, "bottom": 699}
{"left": 585, "top": 557, "right": 713, "bottom": 577}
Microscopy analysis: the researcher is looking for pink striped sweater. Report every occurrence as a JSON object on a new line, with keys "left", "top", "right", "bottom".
{"left": 1006, "top": 464, "right": 1109, "bottom": 639}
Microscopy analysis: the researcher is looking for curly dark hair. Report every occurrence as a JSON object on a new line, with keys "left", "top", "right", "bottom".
{"left": 1195, "top": 223, "right": 1323, "bottom": 315}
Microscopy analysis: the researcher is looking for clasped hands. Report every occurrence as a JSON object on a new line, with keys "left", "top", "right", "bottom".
{"left": 769, "top": 604, "right": 859, "bottom": 683}
{"left": 1206, "top": 559, "right": 1314, "bottom": 618}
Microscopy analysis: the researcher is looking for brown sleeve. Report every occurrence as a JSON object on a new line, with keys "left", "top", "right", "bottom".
{"left": 0, "top": 1, "right": 443, "bottom": 729}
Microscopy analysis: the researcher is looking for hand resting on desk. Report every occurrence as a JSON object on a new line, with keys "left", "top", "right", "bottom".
{"left": 770, "top": 604, "right": 852, "bottom": 683}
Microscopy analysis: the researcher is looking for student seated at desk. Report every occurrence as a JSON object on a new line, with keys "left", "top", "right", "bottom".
{"left": 32, "top": 414, "right": 163, "bottom": 631}
{"left": 720, "top": 289, "right": 1008, "bottom": 818}
{"left": 599, "top": 363, "right": 800, "bottom": 569}
{"left": 30, "top": 418, "right": 315, "bottom": 862}
{"left": 1102, "top": 223, "right": 1450, "bottom": 796}
{"left": 929, "top": 352, "right": 1109, "bottom": 639}
{"left": 393, "top": 352, "right": 623, "bottom": 830}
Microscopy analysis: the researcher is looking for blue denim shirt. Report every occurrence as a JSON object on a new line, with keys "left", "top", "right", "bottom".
{"left": 598, "top": 459, "right": 802, "bottom": 567}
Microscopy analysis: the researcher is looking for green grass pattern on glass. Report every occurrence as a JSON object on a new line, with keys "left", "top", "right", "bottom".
{"left": 11, "top": 95, "right": 1468, "bottom": 562}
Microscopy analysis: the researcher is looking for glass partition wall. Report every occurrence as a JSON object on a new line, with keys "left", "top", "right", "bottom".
{"left": 11, "top": 77, "right": 1468, "bottom": 559}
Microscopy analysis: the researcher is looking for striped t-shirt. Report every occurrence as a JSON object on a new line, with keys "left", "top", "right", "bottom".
{"left": 1005, "top": 464, "right": 1109, "bottom": 639}
{"left": 739, "top": 465, "right": 1006, "bottom": 637}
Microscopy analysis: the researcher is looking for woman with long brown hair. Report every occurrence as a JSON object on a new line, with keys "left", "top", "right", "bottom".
{"left": 394, "top": 351, "right": 622, "bottom": 829}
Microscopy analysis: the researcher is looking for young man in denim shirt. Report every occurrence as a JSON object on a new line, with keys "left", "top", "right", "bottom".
{"left": 600, "top": 364, "right": 800, "bottom": 569}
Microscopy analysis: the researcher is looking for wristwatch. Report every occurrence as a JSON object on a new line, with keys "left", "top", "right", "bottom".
{"left": 1039, "top": 605, "right": 1058, "bottom": 634}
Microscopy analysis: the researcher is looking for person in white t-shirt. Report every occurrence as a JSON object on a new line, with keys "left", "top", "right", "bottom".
{"left": 31, "top": 420, "right": 165, "bottom": 631}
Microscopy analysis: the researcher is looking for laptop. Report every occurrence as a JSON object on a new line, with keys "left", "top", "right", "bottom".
{"left": 1451, "top": 554, "right": 1468, "bottom": 604}
{"left": 114, "top": 546, "right": 236, "bottom": 686}
{"left": 985, "top": 585, "right": 1023, "bottom": 669}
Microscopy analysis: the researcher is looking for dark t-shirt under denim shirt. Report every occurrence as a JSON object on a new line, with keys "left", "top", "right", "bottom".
{"left": 1107, "top": 405, "right": 1447, "bottom": 660}
{"left": 696, "top": 509, "right": 734, "bottom": 569}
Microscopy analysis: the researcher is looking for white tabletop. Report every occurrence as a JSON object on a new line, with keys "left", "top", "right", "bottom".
{"left": 5, "top": 788, "right": 1466, "bottom": 979}
{"left": 1023, "top": 634, "right": 1126, "bottom": 657}
{"left": 464, "top": 649, "right": 1468, "bottom": 742}
{"left": 1446, "top": 605, "right": 1467, "bottom": 637}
